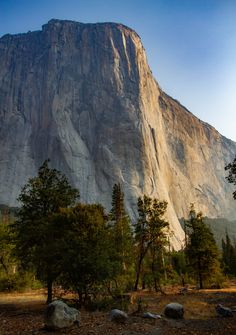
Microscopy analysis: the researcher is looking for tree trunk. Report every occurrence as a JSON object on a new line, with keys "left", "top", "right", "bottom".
{"left": 142, "top": 277, "right": 146, "bottom": 290}
{"left": 154, "top": 277, "right": 158, "bottom": 292}
{"left": 134, "top": 254, "right": 143, "bottom": 291}
{"left": 199, "top": 271, "right": 203, "bottom": 289}
{"left": 198, "top": 257, "right": 203, "bottom": 289}
{"left": 181, "top": 272, "right": 185, "bottom": 287}
{"left": 161, "top": 251, "right": 167, "bottom": 281}
{"left": 47, "top": 278, "right": 53, "bottom": 304}
{"left": 74, "top": 291, "right": 82, "bottom": 309}
{"left": 0, "top": 256, "right": 9, "bottom": 275}
{"left": 151, "top": 256, "right": 157, "bottom": 292}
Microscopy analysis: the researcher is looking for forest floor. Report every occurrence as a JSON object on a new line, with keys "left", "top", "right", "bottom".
{"left": 0, "top": 283, "right": 236, "bottom": 335}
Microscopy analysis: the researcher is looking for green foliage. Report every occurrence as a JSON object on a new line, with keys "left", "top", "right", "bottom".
{"left": 225, "top": 156, "right": 236, "bottom": 199}
{"left": 171, "top": 250, "right": 187, "bottom": 276}
{"left": 7, "top": 160, "right": 230, "bottom": 298}
{"left": 110, "top": 183, "right": 126, "bottom": 222}
{"left": 0, "top": 216, "right": 15, "bottom": 275}
{"left": 14, "top": 159, "right": 79, "bottom": 302}
{"left": 222, "top": 232, "right": 236, "bottom": 276}
{"left": 171, "top": 250, "right": 187, "bottom": 285}
{"left": 185, "top": 204, "right": 221, "bottom": 289}
{"left": 204, "top": 217, "right": 236, "bottom": 248}
{"left": 134, "top": 195, "right": 169, "bottom": 290}
{"left": 56, "top": 203, "right": 116, "bottom": 304}
{"left": 0, "top": 271, "right": 42, "bottom": 292}
{"left": 0, "top": 209, "right": 43, "bottom": 292}
{"left": 109, "top": 183, "right": 134, "bottom": 288}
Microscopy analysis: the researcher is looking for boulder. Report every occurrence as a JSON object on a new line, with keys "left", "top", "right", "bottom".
{"left": 109, "top": 309, "right": 128, "bottom": 323}
{"left": 164, "top": 302, "right": 184, "bottom": 319}
{"left": 143, "top": 312, "right": 161, "bottom": 319}
{"left": 215, "top": 304, "right": 233, "bottom": 317}
{"left": 44, "top": 300, "right": 80, "bottom": 329}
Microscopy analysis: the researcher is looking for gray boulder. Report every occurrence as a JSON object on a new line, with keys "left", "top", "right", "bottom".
{"left": 164, "top": 302, "right": 184, "bottom": 319}
{"left": 143, "top": 312, "right": 161, "bottom": 319}
{"left": 109, "top": 309, "right": 128, "bottom": 323}
{"left": 215, "top": 304, "right": 233, "bottom": 317}
{"left": 44, "top": 300, "right": 80, "bottom": 329}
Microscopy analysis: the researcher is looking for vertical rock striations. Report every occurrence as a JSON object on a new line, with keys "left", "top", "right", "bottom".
{"left": 0, "top": 19, "right": 235, "bottom": 247}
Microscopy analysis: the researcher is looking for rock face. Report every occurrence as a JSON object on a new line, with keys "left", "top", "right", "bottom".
{"left": 44, "top": 300, "right": 80, "bottom": 329}
{"left": 0, "top": 19, "right": 236, "bottom": 248}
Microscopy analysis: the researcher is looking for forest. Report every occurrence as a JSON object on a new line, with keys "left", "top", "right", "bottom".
{"left": 0, "top": 158, "right": 236, "bottom": 307}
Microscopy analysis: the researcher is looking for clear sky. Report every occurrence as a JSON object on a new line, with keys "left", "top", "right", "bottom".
{"left": 1, "top": 0, "right": 236, "bottom": 141}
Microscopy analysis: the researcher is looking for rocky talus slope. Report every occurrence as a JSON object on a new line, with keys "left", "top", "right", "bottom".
{"left": 0, "top": 19, "right": 235, "bottom": 247}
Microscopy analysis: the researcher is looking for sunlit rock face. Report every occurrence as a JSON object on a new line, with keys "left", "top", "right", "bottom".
{"left": 0, "top": 19, "right": 235, "bottom": 248}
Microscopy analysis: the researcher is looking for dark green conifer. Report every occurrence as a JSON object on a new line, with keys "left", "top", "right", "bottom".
{"left": 185, "top": 204, "right": 221, "bottom": 289}
{"left": 110, "top": 183, "right": 133, "bottom": 277}
{"left": 134, "top": 195, "right": 169, "bottom": 290}
{"left": 225, "top": 156, "right": 236, "bottom": 199}
{"left": 222, "top": 232, "right": 236, "bottom": 276}
{"left": 14, "top": 160, "right": 79, "bottom": 303}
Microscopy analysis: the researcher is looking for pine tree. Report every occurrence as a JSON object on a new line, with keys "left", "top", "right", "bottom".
{"left": 0, "top": 213, "right": 14, "bottom": 276}
{"left": 134, "top": 195, "right": 169, "bottom": 290}
{"left": 222, "top": 232, "right": 236, "bottom": 276}
{"left": 14, "top": 160, "right": 79, "bottom": 303}
{"left": 225, "top": 156, "right": 236, "bottom": 199}
{"left": 110, "top": 183, "right": 133, "bottom": 278}
{"left": 185, "top": 204, "right": 221, "bottom": 289}
{"left": 110, "top": 183, "right": 126, "bottom": 222}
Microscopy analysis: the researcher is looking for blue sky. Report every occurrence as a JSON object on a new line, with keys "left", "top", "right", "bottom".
{"left": 1, "top": 0, "right": 236, "bottom": 141}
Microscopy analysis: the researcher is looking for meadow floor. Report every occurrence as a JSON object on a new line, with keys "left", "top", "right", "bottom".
{"left": 0, "top": 284, "right": 236, "bottom": 335}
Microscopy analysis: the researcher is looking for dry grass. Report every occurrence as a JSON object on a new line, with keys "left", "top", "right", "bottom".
{"left": 0, "top": 289, "right": 46, "bottom": 304}
{"left": 129, "top": 282, "right": 236, "bottom": 320}
{"left": 0, "top": 283, "right": 236, "bottom": 335}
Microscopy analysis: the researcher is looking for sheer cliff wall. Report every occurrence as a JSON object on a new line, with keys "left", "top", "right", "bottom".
{"left": 0, "top": 20, "right": 235, "bottom": 248}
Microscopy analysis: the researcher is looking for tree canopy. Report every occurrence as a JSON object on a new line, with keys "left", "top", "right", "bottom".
{"left": 185, "top": 204, "right": 221, "bottom": 289}
{"left": 225, "top": 156, "right": 236, "bottom": 199}
{"left": 134, "top": 195, "right": 169, "bottom": 290}
{"left": 3, "top": 161, "right": 231, "bottom": 300}
{"left": 55, "top": 203, "right": 115, "bottom": 304}
{"left": 109, "top": 183, "right": 133, "bottom": 281}
{"left": 14, "top": 160, "right": 79, "bottom": 303}
{"left": 222, "top": 232, "right": 236, "bottom": 277}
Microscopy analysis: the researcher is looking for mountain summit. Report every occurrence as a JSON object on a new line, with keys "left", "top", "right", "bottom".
{"left": 0, "top": 19, "right": 235, "bottom": 247}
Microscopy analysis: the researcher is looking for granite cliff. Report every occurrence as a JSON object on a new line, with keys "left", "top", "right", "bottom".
{"left": 0, "top": 19, "right": 235, "bottom": 247}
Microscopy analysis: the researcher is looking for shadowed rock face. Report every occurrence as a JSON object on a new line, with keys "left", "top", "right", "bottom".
{"left": 0, "top": 19, "right": 235, "bottom": 248}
